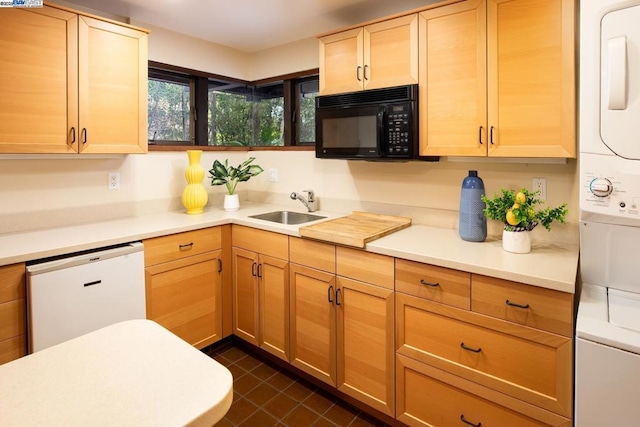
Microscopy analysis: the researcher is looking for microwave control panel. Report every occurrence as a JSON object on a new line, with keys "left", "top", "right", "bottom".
{"left": 387, "top": 103, "right": 412, "bottom": 156}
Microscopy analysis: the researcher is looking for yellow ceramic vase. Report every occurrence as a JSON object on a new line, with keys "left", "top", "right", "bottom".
{"left": 181, "top": 150, "right": 208, "bottom": 214}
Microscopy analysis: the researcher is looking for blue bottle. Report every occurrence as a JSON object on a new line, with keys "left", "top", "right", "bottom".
{"left": 458, "top": 170, "right": 487, "bottom": 242}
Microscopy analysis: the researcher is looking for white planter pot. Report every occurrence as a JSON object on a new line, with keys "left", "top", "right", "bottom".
{"left": 223, "top": 194, "right": 239, "bottom": 212}
{"left": 502, "top": 229, "right": 531, "bottom": 254}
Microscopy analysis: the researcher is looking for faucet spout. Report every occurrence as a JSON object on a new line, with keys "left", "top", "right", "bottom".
{"left": 290, "top": 190, "right": 317, "bottom": 212}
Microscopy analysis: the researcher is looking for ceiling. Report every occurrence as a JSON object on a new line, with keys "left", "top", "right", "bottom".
{"left": 66, "top": 0, "right": 438, "bottom": 53}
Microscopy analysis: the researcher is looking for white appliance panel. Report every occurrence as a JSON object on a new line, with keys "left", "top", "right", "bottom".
{"left": 609, "top": 289, "right": 640, "bottom": 333}
{"left": 27, "top": 243, "right": 146, "bottom": 352}
{"left": 580, "top": 221, "right": 640, "bottom": 293}
{"left": 600, "top": 5, "right": 640, "bottom": 160}
{"left": 575, "top": 337, "right": 640, "bottom": 427}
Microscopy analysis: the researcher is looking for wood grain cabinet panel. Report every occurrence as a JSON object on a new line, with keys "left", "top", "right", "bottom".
{"left": 78, "top": 15, "right": 148, "bottom": 154}
{"left": 396, "top": 354, "right": 571, "bottom": 427}
{"left": 290, "top": 244, "right": 395, "bottom": 417}
{"left": 419, "top": 0, "right": 487, "bottom": 157}
{"left": 0, "top": 263, "right": 26, "bottom": 365}
{"left": 0, "top": 6, "right": 77, "bottom": 153}
{"left": 336, "top": 246, "right": 394, "bottom": 290}
{"left": 289, "top": 263, "right": 337, "bottom": 384}
{"left": 419, "top": 0, "right": 575, "bottom": 158}
{"left": 232, "top": 227, "right": 289, "bottom": 361}
{"left": 289, "top": 237, "right": 335, "bottom": 274}
{"left": 319, "top": 14, "right": 418, "bottom": 95}
{"left": 145, "top": 251, "right": 222, "bottom": 349}
{"left": 0, "top": 4, "right": 148, "bottom": 154}
{"left": 397, "top": 293, "right": 573, "bottom": 418}
{"left": 337, "top": 277, "right": 395, "bottom": 417}
{"left": 472, "top": 274, "right": 574, "bottom": 337}
{"left": 144, "top": 228, "right": 223, "bottom": 349}
{"left": 395, "top": 258, "right": 471, "bottom": 309}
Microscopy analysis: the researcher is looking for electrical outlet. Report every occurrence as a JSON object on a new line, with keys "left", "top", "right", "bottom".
{"left": 108, "top": 172, "right": 120, "bottom": 190}
{"left": 268, "top": 168, "right": 278, "bottom": 182}
{"left": 532, "top": 177, "right": 546, "bottom": 201}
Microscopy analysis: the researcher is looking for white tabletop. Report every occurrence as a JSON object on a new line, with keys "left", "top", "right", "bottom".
{"left": 0, "top": 320, "right": 233, "bottom": 426}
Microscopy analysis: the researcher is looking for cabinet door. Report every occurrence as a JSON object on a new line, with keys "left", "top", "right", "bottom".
{"left": 0, "top": 7, "right": 78, "bottom": 153}
{"left": 336, "top": 277, "right": 395, "bottom": 417}
{"left": 319, "top": 28, "right": 364, "bottom": 95}
{"left": 145, "top": 251, "right": 222, "bottom": 349}
{"left": 487, "top": 0, "right": 575, "bottom": 157}
{"left": 232, "top": 247, "right": 259, "bottom": 345}
{"left": 364, "top": 14, "right": 418, "bottom": 90}
{"left": 258, "top": 254, "right": 289, "bottom": 361}
{"left": 78, "top": 16, "right": 148, "bottom": 153}
{"left": 289, "top": 264, "right": 336, "bottom": 386}
{"left": 419, "top": 0, "right": 487, "bottom": 157}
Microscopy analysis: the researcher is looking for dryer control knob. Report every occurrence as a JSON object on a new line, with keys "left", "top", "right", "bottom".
{"left": 590, "top": 178, "right": 613, "bottom": 198}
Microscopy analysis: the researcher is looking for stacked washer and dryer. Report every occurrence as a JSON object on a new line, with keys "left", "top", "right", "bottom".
{"left": 576, "top": 0, "right": 640, "bottom": 425}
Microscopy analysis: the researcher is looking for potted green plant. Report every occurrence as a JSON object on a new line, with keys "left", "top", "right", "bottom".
{"left": 481, "top": 188, "right": 567, "bottom": 253}
{"left": 209, "top": 157, "right": 263, "bottom": 211}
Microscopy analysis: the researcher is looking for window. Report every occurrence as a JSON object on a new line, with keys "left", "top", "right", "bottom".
{"left": 208, "top": 81, "right": 284, "bottom": 147}
{"left": 148, "top": 62, "right": 318, "bottom": 148}
{"left": 297, "top": 77, "right": 319, "bottom": 146}
{"left": 147, "top": 70, "right": 193, "bottom": 144}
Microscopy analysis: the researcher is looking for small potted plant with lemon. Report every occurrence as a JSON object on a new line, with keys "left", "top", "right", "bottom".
{"left": 481, "top": 188, "right": 567, "bottom": 253}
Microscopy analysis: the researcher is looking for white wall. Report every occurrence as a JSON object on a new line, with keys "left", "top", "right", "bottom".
{"left": 0, "top": 151, "right": 578, "bottom": 239}
{"left": 250, "top": 37, "right": 319, "bottom": 80}
{"left": 138, "top": 22, "right": 253, "bottom": 80}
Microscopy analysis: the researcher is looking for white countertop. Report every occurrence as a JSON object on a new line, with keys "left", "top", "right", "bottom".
{"left": 0, "top": 319, "right": 233, "bottom": 426}
{"left": 0, "top": 202, "right": 578, "bottom": 293}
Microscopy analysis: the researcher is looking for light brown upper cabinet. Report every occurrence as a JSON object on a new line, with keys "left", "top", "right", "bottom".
{"left": 418, "top": 0, "right": 575, "bottom": 158}
{"left": 0, "top": 4, "right": 148, "bottom": 154}
{"left": 319, "top": 14, "right": 419, "bottom": 95}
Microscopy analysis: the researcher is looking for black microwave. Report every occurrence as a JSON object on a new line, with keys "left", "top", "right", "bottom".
{"left": 315, "top": 84, "right": 431, "bottom": 160}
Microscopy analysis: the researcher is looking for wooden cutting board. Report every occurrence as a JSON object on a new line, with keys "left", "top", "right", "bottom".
{"left": 299, "top": 211, "right": 411, "bottom": 248}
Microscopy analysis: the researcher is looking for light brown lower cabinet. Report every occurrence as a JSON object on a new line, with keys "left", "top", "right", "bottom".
{"left": 231, "top": 226, "right": 290, "bottom": 361}
{"left": 0, "top": 263, "right": 26, "bottom": 365}
{"left": 396, "top": 292, "right": 573, "bottom": 425}
{"left": 396, "top": 354, "right": 571, "bottom": 427}
{"left": 144, "top": 228, "right": 223, "bottom": 349}
{"left": 289, "top": 240, "right": 396, "bottom": 417}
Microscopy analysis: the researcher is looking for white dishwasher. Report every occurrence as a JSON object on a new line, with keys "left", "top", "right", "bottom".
{"left": 26, "top": 242, "right": 146, "bottom": 353}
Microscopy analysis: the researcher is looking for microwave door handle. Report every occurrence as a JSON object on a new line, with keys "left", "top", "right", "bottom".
{"left": 377, "top": 109, "right": 386, "bottom": 155}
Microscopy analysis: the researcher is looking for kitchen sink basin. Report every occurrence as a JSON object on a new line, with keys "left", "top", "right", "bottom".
{"left": 249, "top": 211, "right": 326, "bottom": 225}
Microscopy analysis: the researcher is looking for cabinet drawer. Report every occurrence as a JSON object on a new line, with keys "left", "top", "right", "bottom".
{"left": 0, "top": 263, "right": 25, "bottom": 304}
{"left": 144, "top": 227, "right": 221, "bottom": 266}
{"left": 336, "top": 246, "right": 394, "bottom": 290}
{"left": 396, "top": 354, "right": 570, "bottom": 427}
{"left": 472, "top": 274, "right": 574, "bottom": 337}
{"left": 395, "top": 258, "right": 470, "bottom": 309}
{"left": 232, "top": 225, "right": 288, "bottom": 260}
{"left": 290, "top": 237, "right": 335, "bottom": 273}
{"left": 396, "top": 293, "right": 572, "bottom": 417}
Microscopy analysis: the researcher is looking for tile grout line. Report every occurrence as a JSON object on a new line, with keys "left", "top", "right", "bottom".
{"left": 212, "top": 346, "right": 384, "bottom": 427}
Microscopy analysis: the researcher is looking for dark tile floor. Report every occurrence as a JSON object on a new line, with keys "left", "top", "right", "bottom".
{"left": 207, "top": 342, "right": 390, "bottom": 427}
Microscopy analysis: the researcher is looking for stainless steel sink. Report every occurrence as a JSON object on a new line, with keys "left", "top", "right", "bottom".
{"left": 249, "top": 211, "right": 326, "bottom": 225}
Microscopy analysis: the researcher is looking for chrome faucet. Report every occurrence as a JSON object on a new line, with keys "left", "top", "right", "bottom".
{"left": 290, "top": 190, "right": 317, "bottom": 212}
